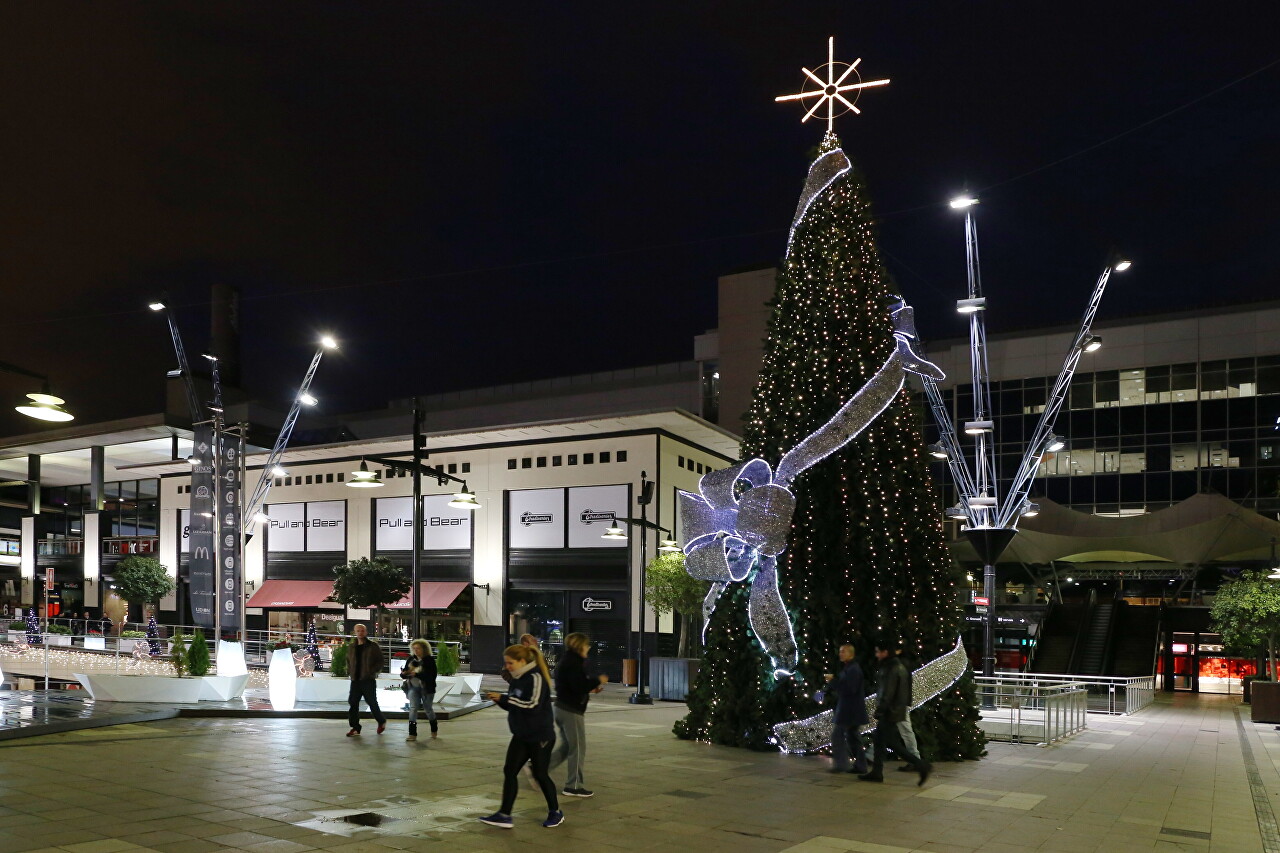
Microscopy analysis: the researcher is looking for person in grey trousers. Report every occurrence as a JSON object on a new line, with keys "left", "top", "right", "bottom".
{"left": 549, "top": 632, "right": 607, "bottom": 798}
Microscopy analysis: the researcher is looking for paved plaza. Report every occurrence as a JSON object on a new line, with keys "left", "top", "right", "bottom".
{"left": 0, "top": 685, "right": 1275, "bottom": 853}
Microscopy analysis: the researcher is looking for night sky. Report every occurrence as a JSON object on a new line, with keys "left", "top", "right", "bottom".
{"left": 1, "top": 3, "right": 1277, "bottom": 438}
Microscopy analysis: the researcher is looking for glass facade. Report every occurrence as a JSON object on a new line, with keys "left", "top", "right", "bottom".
{"left": 39, "top": 479, "right": 161, "bottom": 540}
{"left": 936, "top": 355, "right": 1280, "bottom": 518}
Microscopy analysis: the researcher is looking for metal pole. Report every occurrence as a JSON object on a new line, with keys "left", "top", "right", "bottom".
{"left": 983, "top": 561, "right": 996, "bottom": 681}
{"left": 630, "top": 472, "right": 654, "bottom": 705}
{"left": 238, "top": 425, "right": 248, "bottom": 643}
{"left": 411, "top": 400, "right": 424, "bottom": 639}
{"left": 212, "top": 415, "right": 223, "bottom": 643}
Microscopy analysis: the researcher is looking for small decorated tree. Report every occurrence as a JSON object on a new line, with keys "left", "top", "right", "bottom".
{"left": 171, "top": 633, "right": 188, "bottom": 677}
{"left": 330, "top": 556, "right": 411, "bottom": 628}
{"left": 305, "top": 621, "right": 321, "bottom": 670}
{"left": 645, "top": 552, "right": 709, "bottom": 658}
{"left": 187, "top": 632, "right": 211, "bottom": 677}
{"left": 145, "top": 614, "right": 162, "bottom": 656}
{"left": 1211, "top": 569, "right": 1280, "bottom": 680}
{"left": 25, "top": 608, "right": 41, "bottom": 645}
{"left": 436, "top": 643, "right": 460, "bottom": 676}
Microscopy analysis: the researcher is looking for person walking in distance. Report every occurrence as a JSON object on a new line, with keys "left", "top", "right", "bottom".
{"left": 550, "top": 632, "right": 608, "bottom": 798}
{"left": 479, "top": 645, "right": 564, "bottom": 829}
{"left": 824, "top": 643, "right": 868, "bottom": 774}
{"left": 401, "top": 639, "right": 438, "bottom": 742}
{"left": 893, "top": 647, "right": 921, "bottom": 774}
{"left": 345, "top": 623, "right": 387, "bottom": 737}
{"left": 859, "top": 642, "right": 931, "bottom": 785}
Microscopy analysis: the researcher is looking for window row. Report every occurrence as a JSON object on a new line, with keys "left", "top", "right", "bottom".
{"left": 507, "top": 450, "right": 628, "bottom": 470}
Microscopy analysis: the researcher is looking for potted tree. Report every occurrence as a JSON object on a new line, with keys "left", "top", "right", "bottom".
{"left": 645, "top": 552, "right": 709, "bottom": 701}
{"left": 1211, "top": 569, "right": 1280, "bottom": 721}
{"left": 295, "top": 557, "right": 411, "bottom": 702}
{"left": 111, "top": 556, "right": 175, "bottom": 651}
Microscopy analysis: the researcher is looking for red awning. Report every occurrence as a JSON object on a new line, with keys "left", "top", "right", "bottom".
{"left": 246, "top": 580, "right": 335, "bottom": 608}
{"left": 387, "top": 581, "right": 469, "bottom": 610}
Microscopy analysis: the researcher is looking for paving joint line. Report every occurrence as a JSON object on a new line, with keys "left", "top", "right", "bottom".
{"left": 1234, "top": 708, "right": 1280, "bottom": 853}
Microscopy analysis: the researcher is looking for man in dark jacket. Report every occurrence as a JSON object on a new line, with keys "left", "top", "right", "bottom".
{"left": 859, "top": 644, "right": 931, "bottom": 785}
{"left": 824, "top": 643, "right": 868, "bottom": 774}
{"left": 345, "top": 623, "right": 387, "bottom": 737}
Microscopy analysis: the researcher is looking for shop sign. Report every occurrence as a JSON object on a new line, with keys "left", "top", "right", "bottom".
{"left": 188, "top": 424, "right": 216, "bottom": 629}
{"left": 264, "top": 501, "right": 346, "bottom": 552}
{"left": 219, "top": 439, "right": 242, "bottom": 633}
{"left": 508, "top": 489, "right": 565, "bottom": 549}
{"left": 266, "top": 503, "right": 306, "bottom": 552}
{"left": 567, "top": 485, "right": 628, "bottom": 549}
{"left": 569, "top": 592, "right": 624, "bottom": 619}
{"left": 374, "top": 496, "right": 471, "bottom": 551}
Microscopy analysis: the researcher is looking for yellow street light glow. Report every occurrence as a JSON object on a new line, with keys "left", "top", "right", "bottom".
{"left": 15, "top": 393, "right": 74, "bottom": 422}
{"left": 775, "top": 37, "right": 889, "bottom": 133}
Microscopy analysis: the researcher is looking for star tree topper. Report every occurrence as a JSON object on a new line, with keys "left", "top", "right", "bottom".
{"left": 775, "top": 37, "right": 890, "bottom": 133}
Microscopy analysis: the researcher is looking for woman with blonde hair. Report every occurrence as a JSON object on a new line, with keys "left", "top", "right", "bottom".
{"left": 550, "top": 632, "right": 607, "bottom": 798}
{"left": 480, "top": 644, "right": 563, "bottom": 829}
{"left": 400, "top": 639, "right": 438, "bottom": 742}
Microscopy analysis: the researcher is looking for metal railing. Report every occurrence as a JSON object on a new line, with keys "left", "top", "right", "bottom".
{"left": 973, "top": 675, "right": 1088, "bottom": 744}
{"left": 988, "top": 672, "right": 1155, "bottom": 715}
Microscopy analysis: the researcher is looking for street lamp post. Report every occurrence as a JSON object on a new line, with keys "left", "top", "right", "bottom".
{"left": 917, "top": 196, "right": 1130, "bottom": 688}
{"left": 350, "top": 409, "right": 481, "bottom": 637}
{"left": 601, "top": 472, "right": 681, "bottom": 705}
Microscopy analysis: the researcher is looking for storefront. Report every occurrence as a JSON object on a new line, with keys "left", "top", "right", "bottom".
{"left": 372, "top": 494, "right": 473, "bottom": 640}
{"left": 247, "top": 499, "right": 349, "bottom": 632}
{"left": 505, "top": 485, "right": 631, "bottom": 680}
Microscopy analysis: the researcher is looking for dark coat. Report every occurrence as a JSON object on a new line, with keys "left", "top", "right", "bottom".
{"left": 496, "top": 664, "right": 555, "bottom": 741}
{"left": 553, "top": 649, "right": 598, "bottom": 715}
{"left": 400, "top": 653, "right": 437, "bottom": 693}
{"left": 875, "top": 655, "right": 912, "bottom": 723}
{"left": 831, "top": 660, "right": 868, "bottom": 728}
{"left": 347, "top": 639, "right": 385, "bottom": 681}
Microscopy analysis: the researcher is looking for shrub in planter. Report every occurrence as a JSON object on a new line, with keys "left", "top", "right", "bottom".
{"left": 121, "top": 630, "right": 147, "bottom": 639}
{"left": 8, "top": 622, "right": 27, "bottom": 631}
{"left": 187, "top": 633, "right": 211, "bottom": 677}
{"left": 436, "top": 643, "right": 460, "bottom": 676}
{"left": 330, "top": 642, "right": 350, "bottom": 678}
{"left": 171, "top": 633, "right": 188, "bottom": 677}
{"left": 46, "top": 624, "right": 73, "bottom": 635}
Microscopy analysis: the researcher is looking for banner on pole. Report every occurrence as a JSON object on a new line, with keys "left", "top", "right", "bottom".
{"left": 189, "top": 424, "right": 216, "bottom": 628}
{"left": 218, "top": 435, "right": 242, "bottom": 633}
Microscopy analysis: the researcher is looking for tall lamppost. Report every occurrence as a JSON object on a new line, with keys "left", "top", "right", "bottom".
{"left": 347, "top": 401, "right": 481, "bottom": 636}
{"left": 918, "top": 195, "right": 1131, "bottom": 684}
{"left": 601, "top": 471, "right": 680, "bottom": 705}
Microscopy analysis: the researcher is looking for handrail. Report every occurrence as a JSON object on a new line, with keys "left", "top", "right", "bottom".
{"left": 986, "top": 671, "right": 1156, "bottom": 715}
{"left": 972, "top": 675, "right": 1089, "bottom": 744}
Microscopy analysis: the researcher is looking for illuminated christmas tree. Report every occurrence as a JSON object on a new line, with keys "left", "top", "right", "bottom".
{"left": 676, "top": 132, "right": 983, "bottom": 760}
{"left": 25, "top": 607, "right": 41, "bottom": 645}
{"left": 146, "top": 613, "right": 162, "bottom": 656}
{"left": 306, "top": 620, "right": 321, "bottom": 669}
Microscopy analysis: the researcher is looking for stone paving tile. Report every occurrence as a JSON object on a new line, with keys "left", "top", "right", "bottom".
{"left": 0, "top": 691, "right": 1278, "bottom": 852}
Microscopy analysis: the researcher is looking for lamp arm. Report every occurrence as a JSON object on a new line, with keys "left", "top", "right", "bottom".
{"left": 997, "top": 265, "right": 1113, "bottom": 528}
{"left": 244, "top": 345, "right": 329, "bottom": 525}
{"left": 920, "top": 376, "right": 979, "bottom": 505}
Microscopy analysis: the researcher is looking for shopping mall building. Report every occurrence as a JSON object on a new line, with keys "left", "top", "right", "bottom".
{"left": 2, "top": 270, "right": 1279, "bottom": 688}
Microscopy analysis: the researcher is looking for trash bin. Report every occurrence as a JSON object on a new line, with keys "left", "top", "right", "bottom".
{"left": 622, "top": 658, "right": 638, "bottom": 687}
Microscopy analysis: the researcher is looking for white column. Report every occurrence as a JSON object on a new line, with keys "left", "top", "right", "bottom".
{"left": 472, "top": 486, "right": 503, "bottom": 626}
{"left": 159, "top": 507, "right": 179, "bottom": 611}
{"left": 20, "top": 516, "right": 35, "bottom": 606}
{"left": 83, "top": 513, "right": 101, "bottom": 608}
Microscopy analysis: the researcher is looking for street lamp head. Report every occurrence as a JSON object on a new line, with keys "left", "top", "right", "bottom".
{"left": 927, "top": 442, "right": 948, "bottom": 459}
{"left": 658, "top": 535, "right": 681, "bottom": 553}
{"left": 253, "top": 511, "right": 270, "bottom": 524}
{"left": 319, "top": 335, "right": 338, "bottom": 350}
{"left": 963, "top": 420, "right": 994, "bottom": 435}
{"left": 448, "top": 484, "right": 481, "bottom": 510}
{"left": 949, "top": 196, "right": 978, "bottom": 209}
{"left": 1082, "top": 335, "right": 1102, "bottom": 353}
{"left": 299, "top": 392, "right": 318, "bottom": 406}
{"left": 346, "top": 460, "right": 383, "bottom": 488}
{"left": 187, "top": 455, "right": 199, "bottom": 466}
{"left": 201, "top": 353, "right": 219, "bottom": 362}
{"left": 956, "top": 297, "right": 986, "bottom": 315}
{"left": 601, "top": 517, "right": 627, "bottom": 540}
{"left": 1113, "top": 259, "right": 1132, "bottom": 272}
{"left": 1045, "top": 434, "right": 1066, "bottom": 453}
{"left": 148, "top": 301, "right": 166, "bottom": 312}
{"left": 271, "top": 465, "right": 287, "bottom": 477}
{"left": 1021, "top": 502, "right": 1041, "bottom": 518}
{"left": 945, "top": 504, "right": 968, "bottom": 520}
{"left": 15, "top": 392, "right": 74, "bottom": 422}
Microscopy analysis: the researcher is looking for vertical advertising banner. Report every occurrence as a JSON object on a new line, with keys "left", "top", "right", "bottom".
{"left": 218, "top": 436, "right": 242, "bottom": 633}
{"left": 188, "top": 425, "right": 216, "bottom": 628}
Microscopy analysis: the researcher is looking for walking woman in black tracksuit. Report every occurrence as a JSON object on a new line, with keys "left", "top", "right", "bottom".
{"left": 479, "top": 644, "right": 564, "bottom": 829}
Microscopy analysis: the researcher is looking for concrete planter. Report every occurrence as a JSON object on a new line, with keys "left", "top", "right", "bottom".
{"left": 45, "top": 634, "right": 73, "bottom": 647}
{"left": 199, "top": 673, "right": 250, "bottom": 701}
{"left": 73, "top": 673, "right": 204, "bottom": 703}
{"left": 7, "top": 631, "right": 28, "bottom": 644}
{"left": 294, "top": 672, "right": 402, "bottom": 702}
